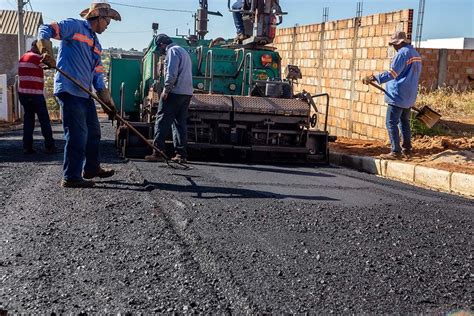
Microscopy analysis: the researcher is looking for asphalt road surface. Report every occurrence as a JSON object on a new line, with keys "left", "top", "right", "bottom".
{"left": 1, "top": 123, "right": 472, "bottom": 313}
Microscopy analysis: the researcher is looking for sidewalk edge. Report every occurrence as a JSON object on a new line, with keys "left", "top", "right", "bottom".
{"left": 329, "top": 152, "right": 473, "bottom": 198}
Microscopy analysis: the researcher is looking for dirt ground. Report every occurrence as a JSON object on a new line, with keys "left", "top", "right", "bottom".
{"left": 331, "top": 118, "right": 474, "bottom": 175}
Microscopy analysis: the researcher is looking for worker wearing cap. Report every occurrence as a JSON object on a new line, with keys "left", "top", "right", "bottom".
{"left": 37, "top": 1, "right": 120, "bottom": 188}
{"left": 145, "top": 34, "right": 193, "bottom": 163}
{"left": 363, "top": 31, "right": 422, "bottom": 160}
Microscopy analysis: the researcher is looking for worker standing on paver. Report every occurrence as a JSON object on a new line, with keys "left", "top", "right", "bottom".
{"left": 363, "top": 31, "right": 422, "bottom": 160}
{"left": 17, "top": 40, "right": 56, "bottom": 155}
{"left": 144, "top": 34, "right": 193, "bottom": 164}
{"left": 37, "top": 0, "right": 120, "bottom": 188}
{"left": 231, "top": 0, "right": 248, "bottom": 43}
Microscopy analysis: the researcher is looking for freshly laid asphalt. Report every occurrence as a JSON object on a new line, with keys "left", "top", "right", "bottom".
{"left": 1, "top": 122, "right": 472, "bottom": 314}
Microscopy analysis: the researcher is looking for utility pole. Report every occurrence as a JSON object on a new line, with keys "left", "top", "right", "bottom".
{"left": 17, "top": 0, "right": 29, "bottom": 58}
{"left": 322, "top": 7, "right": 329, "bottom": 22}
{"left": 415, "top": 0, "right": 426, "bottom": 48}
{"left": 16, "top": 0, "right": 29, "bottom": 120}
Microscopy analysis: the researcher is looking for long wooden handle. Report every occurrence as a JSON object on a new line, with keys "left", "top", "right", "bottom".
{"left": 369, "top": 81, "right": 387, "bottom": 94}
{"left": 368, "top": 80, "right": 423, "bottom": 112}
{"left": 53, "top": 67, "right": 188, "bottom": 168}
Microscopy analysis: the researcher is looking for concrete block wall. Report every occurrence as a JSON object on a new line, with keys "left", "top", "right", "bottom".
{"left": 274, "top": 10, "right": 414, "bottom": 141}
{"left": 418, "top": 48, "right": 474, "bottom": 91}
{"left": 0, "top": 34, "right": 20, "bottom": 86}
{"left": 446, "top": 50, "right": 474, "bottom": 89}
{"left": 417, "top": 48, "right": 438, "bottom": 90}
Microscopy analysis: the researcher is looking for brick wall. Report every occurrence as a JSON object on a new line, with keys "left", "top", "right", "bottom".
{"left": 274, "top": 11, "right": 474, "bottom": 141}
{"left": 418, "top": 48, "right": 474, "bottom": 91}
{"left": 275, "top": 10, "right": 414, "bottom": 140}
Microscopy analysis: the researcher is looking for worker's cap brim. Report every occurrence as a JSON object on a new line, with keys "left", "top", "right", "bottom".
{"left": 80, "top": 7, "right": 121, "bottom": 21}
{"left": 389, "top": 38, "right": 409, "bottom": 45}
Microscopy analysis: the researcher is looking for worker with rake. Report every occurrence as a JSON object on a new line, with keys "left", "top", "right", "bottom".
{"left": 37, "top": 0, "right": 120, "bottom": 188}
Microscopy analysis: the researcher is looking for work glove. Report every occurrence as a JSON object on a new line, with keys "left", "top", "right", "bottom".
{"left": 36, "top": 39, "right": 56, "bottom": 69}
{"left": 362, "top": 75, "right": 376, "bottom": 85}
{"left": 97, "top": 88, "right": 117, "bottom": 120}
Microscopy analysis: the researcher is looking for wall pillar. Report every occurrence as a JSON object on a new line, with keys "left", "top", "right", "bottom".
{"left": 437, "top": 49, "right": 448, "bottom": 89}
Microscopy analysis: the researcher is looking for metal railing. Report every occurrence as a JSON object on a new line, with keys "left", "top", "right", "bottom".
{"left": 204, "top": 50, "right": 214, "bottom": 94}
{"left": 241, "top": 52, "right": 253, "bottom": 95}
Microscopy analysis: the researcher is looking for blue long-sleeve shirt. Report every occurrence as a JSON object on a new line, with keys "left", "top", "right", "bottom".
{"left": 38, "top": 19, "right": 105, "bottom": 99}
{"left": 375, "top": 44, "right": 422, "bottom": 108}
{"left": 164, "top": 43, "right": 193, "bottom": 96}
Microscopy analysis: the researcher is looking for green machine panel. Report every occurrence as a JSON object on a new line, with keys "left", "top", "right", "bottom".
{"left": 109, "top": 58, "right": 142, "bottom": 114}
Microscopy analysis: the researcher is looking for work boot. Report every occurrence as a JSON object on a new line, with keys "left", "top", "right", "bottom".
{"left": 60, "top": 179, "right": 95, "bottom": 188}
{"left": 171, "top": 154, "right": 187, "bottom": 164}
{"left": 233, "top": 33, "right": 249, "bottom": 44}
{"left": 379, "top": 152, "right": 402, "bottom": 160}
{"left": 23, "top": 148, "right": 36, "bottom": 154}
{"left": 402, "top": 148, "right": 413, "bottom": 158}
{"left": 144, "top": 150, "right": 166, "bottom": 162}
{"left": 83, "top": 167, "right": 115, "bottom": 179}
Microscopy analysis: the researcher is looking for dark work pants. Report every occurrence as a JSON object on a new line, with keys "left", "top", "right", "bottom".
{"left": 386, "top": 104, "right": 412, "bottom": 153}
{"left": 18, "top": 93, "right": 55, "bottom": 150}
{"left": 153, "top": 93, "right": 192, "bottom": 158}
{"left": 56, "top": 92, "right": 101, "bottom": 181}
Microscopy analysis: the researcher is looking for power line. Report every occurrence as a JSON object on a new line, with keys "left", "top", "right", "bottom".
{"left": 107, "top": 30, "right": 154, "bottom": 34}
{"left": 6, "top": 0, "right": 16, "bottom": 9}
{"left": 109, "top": 2, "right": 193, "bottom": 13}
{"left": 106, "top": 20, "right": 193, "bottom": 34}
{"left": 42, "top": 15, "right": 58, "bottom": 22}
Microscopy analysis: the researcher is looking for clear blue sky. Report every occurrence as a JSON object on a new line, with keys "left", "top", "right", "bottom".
{"left": 1, "top": 0, "right": 473, "bottom": 50}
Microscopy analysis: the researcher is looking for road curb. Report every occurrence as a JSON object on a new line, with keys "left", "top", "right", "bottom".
{"left": 0, "top": 121, "right": 62, "bottom": 133}
{"left": 0, "top": 123, "right": 23, "bottom": 132}
{"left": 329, "top": 152, "right": 473, "bottom": 198}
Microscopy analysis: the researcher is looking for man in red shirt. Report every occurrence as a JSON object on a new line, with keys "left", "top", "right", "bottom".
{"left": 18, "top": 40, "right": 56, "bottom": 154}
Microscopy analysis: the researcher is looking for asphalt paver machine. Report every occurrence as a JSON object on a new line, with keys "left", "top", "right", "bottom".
{"left": 110, "top": 0, "right": 335, "bottom": 162}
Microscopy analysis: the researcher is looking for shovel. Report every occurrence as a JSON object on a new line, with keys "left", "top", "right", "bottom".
{"left": 53, "top": 66, "right": 190, "bottom": 170}
{"left": 368, "top": 81, "right": 441, "bottom": 128}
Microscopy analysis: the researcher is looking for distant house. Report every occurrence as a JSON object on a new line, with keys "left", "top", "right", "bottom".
{"left": 419, "top": 37, "right": 474, "bottom": 50}
{"left": 0, "top": 10, "right": 43, "bottom": 85}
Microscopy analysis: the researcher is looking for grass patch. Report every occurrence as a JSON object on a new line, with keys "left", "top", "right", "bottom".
{"left": 416, "top": 87, "right": 474, "bottom": 117}
{"left": 413, "top": 88, "right": 474, "bottom": 136}
{"left": 410, "top": 114, "right": 448, "bottom": 136}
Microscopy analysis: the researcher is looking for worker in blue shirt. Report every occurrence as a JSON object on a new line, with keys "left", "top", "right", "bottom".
{"left": 37, "top": 1, "right": 120, "bottom": 188}
{"left": 145, "top": 34, "right": 193, "bottom": 163}
{"left": 363, "top": 31, "right": 422, "bottom": 160}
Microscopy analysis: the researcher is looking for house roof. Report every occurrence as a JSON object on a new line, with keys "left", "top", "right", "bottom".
{"left": 0, "top": 10, "right": 43, "bottom": 36}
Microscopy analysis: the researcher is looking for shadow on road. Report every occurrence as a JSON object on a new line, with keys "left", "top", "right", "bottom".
{"left": 151, "top": 179, "right": 338, "bottom": 201}
{"left": 0, "top": 137, "right": 120, "bottom": 164}
{"left": 93, "top": 178, "right": 338, "bottom": 201}
{"left": 0, "top": 142, "right": 64, "bottom": 163}
{"left": 189, "top": 161, "right": 337, "bottom": 178}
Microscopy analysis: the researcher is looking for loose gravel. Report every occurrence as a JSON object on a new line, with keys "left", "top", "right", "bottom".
{"left": 0, "top": 126, "right": 227, "bottom": 313}
{"left": 1, "top": 123, "right": 473, "bottom": 314}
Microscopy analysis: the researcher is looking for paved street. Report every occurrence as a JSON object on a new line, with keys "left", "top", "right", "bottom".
{"left": 1, "top": 123, "right": 472, "bottom": 313}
